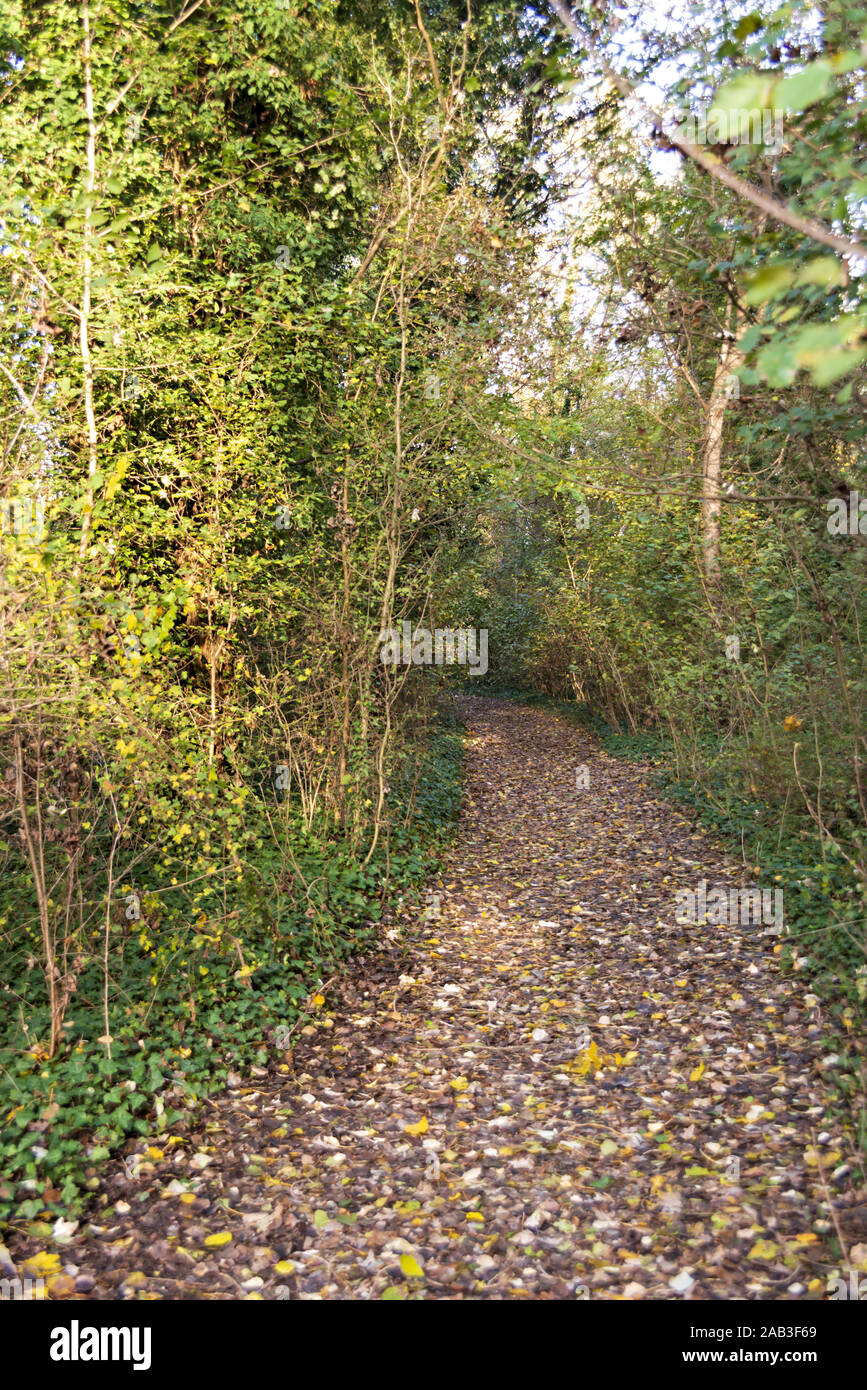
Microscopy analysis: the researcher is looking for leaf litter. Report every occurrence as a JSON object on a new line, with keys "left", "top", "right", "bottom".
{"left": 6, "top": 698, "right": 863, "bottom": 1300}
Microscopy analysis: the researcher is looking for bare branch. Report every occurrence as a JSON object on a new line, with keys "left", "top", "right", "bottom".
{"left": 547, "top": 0, "right": 867, "bottom": 260}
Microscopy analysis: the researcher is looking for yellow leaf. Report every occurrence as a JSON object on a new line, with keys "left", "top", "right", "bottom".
{"left": 46, "top": 1273, "right": 77, "bottom": 1299}
{"left": 399, "top": 1253, "right": 424, "bottom": 1278}
{"left": 793, "top": 1233, "right": 819, "bottom": 1245}
{"left": 450, "top": 1076, "right": 469, "bottom": 1092}
{"left": 22, "top": 1251, "right": 61, "bottom": 1278}
{"left": 805, "top": 1147, "right": 840, "bottom": 1167}
{"left": 466, "top": 1211, "right": 484, "bottom": 1222}
{"left": 573, "top": 1039, "right": 600, "bottom": 1076}
{"left": 748, "top": 1238, "right": 778, "bottom": 1260}
{"left": 311, "top": 993, "right": 325, "bottom": 1008}
{"left": 204, "top": 1232, "right": 233, "bottom": 1247}
{"left": 404, "top": 1116, "right": 428, "bottom": 1136}
{"left": 274, "top": 1260, "right": 295, "bottom": 1275}
{"left": 146, "top": 1146, "right": 164, "bottom": 1161}
{"left": 689, "top": 1061, "right": 705, "bottom": 1082}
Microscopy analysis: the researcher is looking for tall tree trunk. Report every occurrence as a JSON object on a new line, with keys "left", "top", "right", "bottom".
{"left": 701, "top": 318, "right": 745, "bottom": 583}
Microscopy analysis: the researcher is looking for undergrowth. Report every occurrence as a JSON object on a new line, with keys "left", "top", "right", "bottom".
{"left": 0, "top": 718, "right": 465, "bottom": 1235}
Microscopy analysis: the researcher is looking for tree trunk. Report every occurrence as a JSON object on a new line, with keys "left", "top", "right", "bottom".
{"left": 701, "top": 324, "right": 745, "bottom": 583}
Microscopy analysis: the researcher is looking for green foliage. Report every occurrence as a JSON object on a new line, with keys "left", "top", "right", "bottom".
{"left": 0, "top": 0, "right": 535, "bottom": 1231}
{"left": 0, "top": 717, "right": 464, "bottom": 1228}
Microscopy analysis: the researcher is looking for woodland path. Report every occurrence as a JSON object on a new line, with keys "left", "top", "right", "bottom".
{"left": 11, "top": 698, "right": 862, "bottom": 1300}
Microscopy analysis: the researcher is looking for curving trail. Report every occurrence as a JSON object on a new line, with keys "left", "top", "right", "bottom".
{"left": 13, "top": 698, "right": 862, "bottom": 1300}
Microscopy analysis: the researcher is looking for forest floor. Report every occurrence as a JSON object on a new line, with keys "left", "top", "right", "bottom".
{"left": 7, "top": 697, "right": 865, "bottom": 1300}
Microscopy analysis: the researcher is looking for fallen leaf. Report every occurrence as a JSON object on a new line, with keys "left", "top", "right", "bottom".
{"left": 748, "top": 1238, "right": 779, "bottom": 1260}
{"left": 22, "top": 1251, "right": 61, "bottom": 1278}
{"left": 46, "top": 1273, "right": 76, "bottom": 1299}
